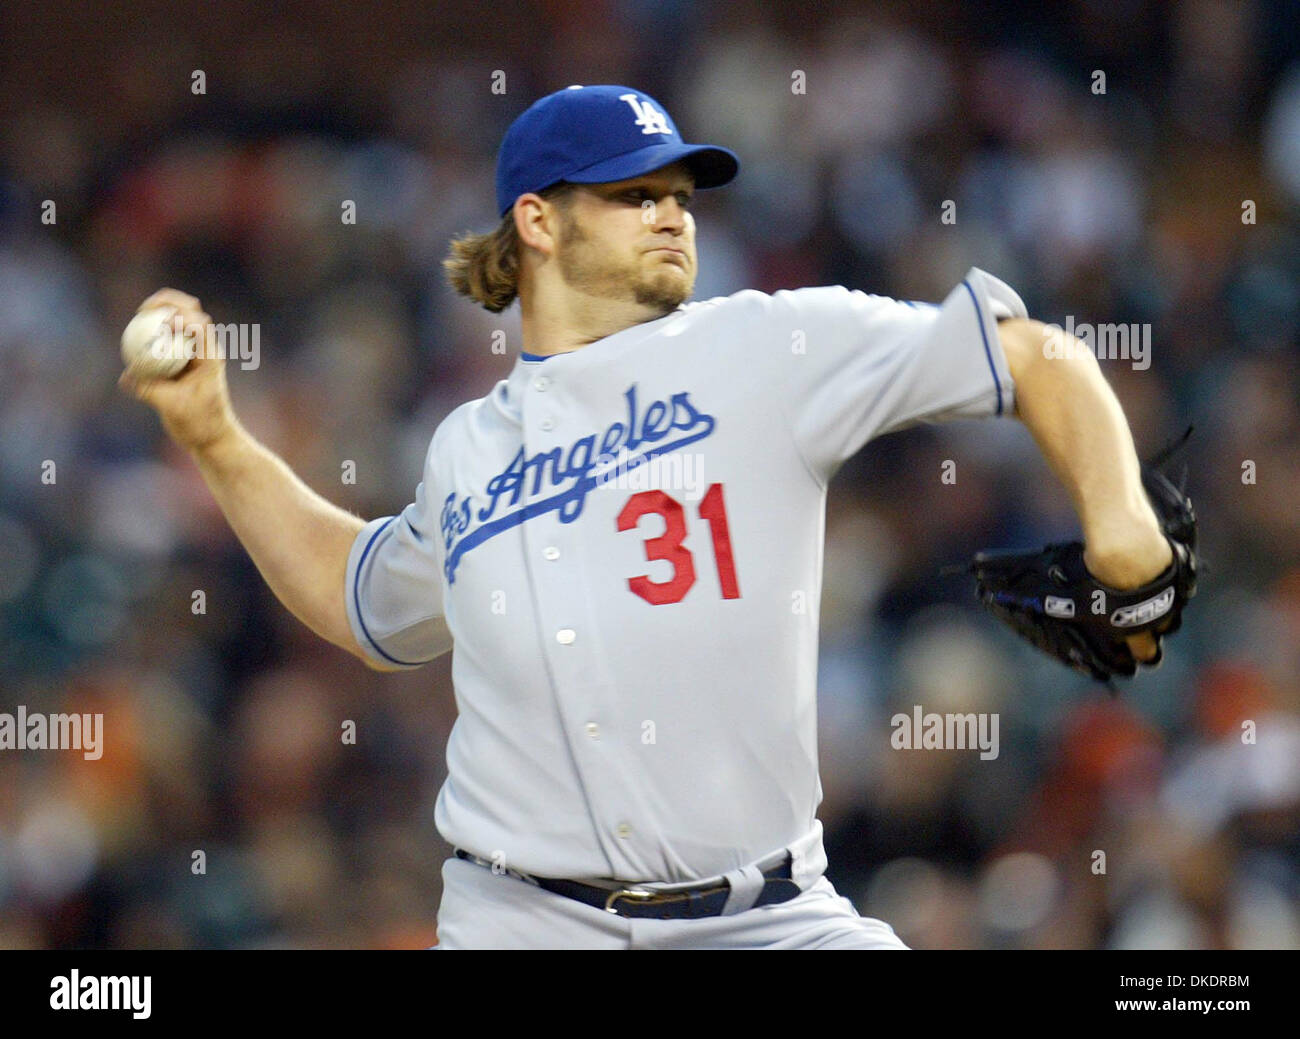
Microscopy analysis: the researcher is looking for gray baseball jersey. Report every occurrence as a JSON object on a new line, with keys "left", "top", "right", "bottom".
{"left": 345, "top": 266, "right": 1026, "bottom": 886}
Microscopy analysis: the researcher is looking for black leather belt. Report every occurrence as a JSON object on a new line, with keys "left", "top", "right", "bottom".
{"left": 453, "top": 848, "right": 801, "bottom": 920}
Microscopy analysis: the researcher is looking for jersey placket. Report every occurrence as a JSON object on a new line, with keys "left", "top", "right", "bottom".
{"left": 516, "top": 365, "right": 658, "bottom": 878}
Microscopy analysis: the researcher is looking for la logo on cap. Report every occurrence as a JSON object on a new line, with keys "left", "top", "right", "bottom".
{"left": 619, "top": 94, "right": 672, "bottom": 136}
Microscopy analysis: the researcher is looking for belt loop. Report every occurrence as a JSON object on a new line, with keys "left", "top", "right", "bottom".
{"left": 786, "top": 822, "right": 828, "bottom": 889}
{"left": 720, "top": 863, "right": 766, "bottom": 915}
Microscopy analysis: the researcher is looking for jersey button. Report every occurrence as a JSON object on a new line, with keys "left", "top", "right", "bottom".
{"left": 615, "top": 823, "right": 632, "bottom": 840}
{"left": 543, "top": 546, "right": 560, "bottom": 561}
{"left": 556, "top": 628, "right": 576, "bottom": 645}
{"left": 585, "top": 722, "right": 599, "bottom": 739}
{"left": 539, "top": 417, "right": 555, "bottom": 431}
{"left": 533, "top": 376, "right": 550, "bottom": 392}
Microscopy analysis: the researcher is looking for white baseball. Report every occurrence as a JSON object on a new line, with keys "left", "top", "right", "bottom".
{"left": 120, "top": 306, "right": 190, "bottom": 379}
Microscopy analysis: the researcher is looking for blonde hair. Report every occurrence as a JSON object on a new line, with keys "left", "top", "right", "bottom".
{"left": 442, "top": 184, "right": 575, "bottom": 313}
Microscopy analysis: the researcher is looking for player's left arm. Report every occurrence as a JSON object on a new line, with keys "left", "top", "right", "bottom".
{"left": 995, "top": 316, "right": 1172, "bottom": 661}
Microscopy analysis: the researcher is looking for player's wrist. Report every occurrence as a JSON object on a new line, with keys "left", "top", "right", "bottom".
{"left": 1083, "top": 526, "right": 1173, "bottom": 590}
{"left": 184, "top": 412, "right": 245, "bottom": 464}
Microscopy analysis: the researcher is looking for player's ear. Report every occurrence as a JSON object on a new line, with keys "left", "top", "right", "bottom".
{"left": 514, "top": 194, "right": 559, "bottom": 257}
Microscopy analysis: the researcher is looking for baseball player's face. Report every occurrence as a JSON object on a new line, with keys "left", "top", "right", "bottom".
{"left": 554, "top": 164, "right": 697, "bottom": 315}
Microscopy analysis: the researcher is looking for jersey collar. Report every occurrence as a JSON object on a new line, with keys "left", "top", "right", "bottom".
{"left": 493, "top": 308, "right": 687, "bottom": 422}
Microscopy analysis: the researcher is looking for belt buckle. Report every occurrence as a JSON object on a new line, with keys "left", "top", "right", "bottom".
{"left": 604, "top": 887, "right": 659, "bottom": 914}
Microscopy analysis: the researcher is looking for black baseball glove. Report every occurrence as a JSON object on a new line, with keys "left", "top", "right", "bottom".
{"left": 961, "top": 428, "right": 1197, "bottom": 685}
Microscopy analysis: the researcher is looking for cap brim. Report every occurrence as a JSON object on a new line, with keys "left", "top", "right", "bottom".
{"left": 561, "top": 142, "right": 739, "bottom": 191}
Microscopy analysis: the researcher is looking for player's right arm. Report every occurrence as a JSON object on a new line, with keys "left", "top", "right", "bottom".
{"left": 120, "top": 289, "right": 426, "bottom": 671}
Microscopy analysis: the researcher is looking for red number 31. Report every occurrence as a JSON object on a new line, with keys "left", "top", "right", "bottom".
{"left": 616, "top": 483, "right": 741, "bottom": 605}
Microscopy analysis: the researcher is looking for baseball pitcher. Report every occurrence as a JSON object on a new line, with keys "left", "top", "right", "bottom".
{"left": 122, "top": 85, "right": 1195, "bottom": 949}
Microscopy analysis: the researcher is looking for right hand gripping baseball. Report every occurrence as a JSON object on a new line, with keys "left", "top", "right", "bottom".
{"left": 119, "top": 289, "right": 238, "bottom": 452}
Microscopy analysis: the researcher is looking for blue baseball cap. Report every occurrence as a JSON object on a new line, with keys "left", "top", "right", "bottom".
{"left": 495, "top": 85, "right": 739, "bottom": 218}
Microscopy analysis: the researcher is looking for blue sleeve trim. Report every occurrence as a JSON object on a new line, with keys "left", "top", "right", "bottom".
{"left": 962, "top": 279, "right": 1004, "bottom": 417}
{"left": 352, "top": 516, "right": 427, "bottom": 667}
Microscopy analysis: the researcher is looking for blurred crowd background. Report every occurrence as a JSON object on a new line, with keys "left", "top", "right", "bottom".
{"left": 1, "top": 0, "right": 1298, "bottom": 949}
